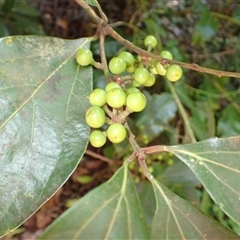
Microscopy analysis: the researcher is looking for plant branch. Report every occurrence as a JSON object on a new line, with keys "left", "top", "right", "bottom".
{"left": 99, "top": 33, "right": 110, "bottom": 78}
{"left": 75, "top": 0, "right": 103, "bottom": 24}
{"left": 76, "top": 1, "right": 240, "bottom": 79}
{"left": 85, "top": 149, "right": 114, "bottom": 164}
{"left": 104, "top": 26, "right": 240, "bottom": 79}
{"left": 142, "top": 145, "right": 168, "bottom": 155}
{"left": 125, "top": 122, "right": 153, "bottom": 180}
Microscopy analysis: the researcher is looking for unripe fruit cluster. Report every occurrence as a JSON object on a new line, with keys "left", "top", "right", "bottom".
{"left": 85, "top": 81, "right": 147, "bottom": 148}
{"left": 76, "top": 35, "right": 184, "bottom": 148}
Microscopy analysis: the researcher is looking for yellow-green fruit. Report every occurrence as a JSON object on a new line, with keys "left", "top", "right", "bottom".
{"left": 76, "top": 48, "right": 93, "bottom": 66}
{"left": 144, "top": 73, "right": 156, "bottom": 87}
{"left": 166, "top": 64, "right": 183, "bottom": 82}
{"left": 156, "top": 62, "right": 167, "bottom": 76}
{"left": 89, "top": 130, "right": 107, "bottom": 148}
{"left": 85, "top": 106, "right": 106, "bottom": 128}
{"left": 107, "top": 123, "right": 127, "bottom": 143}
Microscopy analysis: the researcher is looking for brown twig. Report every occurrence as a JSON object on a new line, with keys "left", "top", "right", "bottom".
{"left": 104, "top": 26, "right": 240, "bottom": 79}
{"left": 85, "top": 149, "right": 113, "bottom": 164}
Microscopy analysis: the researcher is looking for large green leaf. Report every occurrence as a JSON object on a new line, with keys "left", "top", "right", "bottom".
{"left": 39, "top": 163, "right": 149, "bottom": 239}
{"left": 0, "top": 36, "right": 92, "bottom": 237}
{"left": 167, "top": 136, "right": 240, "bottom": 226}
{"left": 150, "top": 179, "right": 239, "bottom": 239}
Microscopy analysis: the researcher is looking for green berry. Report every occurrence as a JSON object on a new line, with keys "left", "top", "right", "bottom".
{"left": 76, "top": 48, "right": 93, "bottom": 66}
{"left": 118, "top": 51, "right": 135, "bottom": 67}
{"left": 149, "top": 66, "right": 158, "bottom": 75}
{"left": 106, "top": 88, "right": 126, "bottom": 108}
{"left": 166, "top": 64, "right": 183, "bottom": 82}
{"left": 89, "top": 130, "right": 107, "bottom": 148}
{"left": 156, "top": 62, "right": 167, "bottom": 76}
{"left": 125, "top": 87, "right": 140, "bottom": 96}
{"left": 136, "top": 55, "right": 142, "bottom": 63}
{"left": 126, "top": 92, "right": 147, "bottom": 112}
{"left": 144, "top": 73, "right": 156, "bottom": 87}
{"left": 160, "top": 50, "right": 173, "bottom": 60}
{"left": 107, "top": 123, "right": 127, "bottom": 143}
{"left": 131, "top": 81, "right": 141, "bottom": 87}
{"left": 144, "top": 35, "right": 157, "bottom": 48}
{"left": 134, "top": 67, "right": 150, "bottom": 85}
{"left": 89, "top": 88, "right": 106, "bottom": 107}
{"left": 85, "top": 106, "right": 106, "bottom": 128}
{"left": 105, "top": 82, "right": 121, "bottom": 92}
{"left": 109, "top": 57, "right": 126, "bottom": 74}
{"left": 126, "top": 64, "right": 136, "bottom": 73}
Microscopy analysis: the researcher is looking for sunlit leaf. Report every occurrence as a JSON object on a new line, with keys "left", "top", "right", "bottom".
{"left": 0, "top": 36, "right": 92, "bottom": 237}
{"left": 167, "top": 136, "right": 240, "bottom": 227}
{"left": 150, "top": 179, "right": 239, "bottom": 239}
{"left": 39, "top": 163, "right": 149, "bottom": 239}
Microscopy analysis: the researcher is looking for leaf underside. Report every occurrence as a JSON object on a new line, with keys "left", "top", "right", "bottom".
{"left": 150, "top": 179, "right": 239, "bottom": 239}
{"left": 167, "top": 136, "right": 240, "bottom": 228}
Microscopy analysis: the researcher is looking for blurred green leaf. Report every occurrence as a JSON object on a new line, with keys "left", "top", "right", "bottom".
{"left": 167, "top": 136, "right": 240, "bottom": 227}
{"left": 217, "top": 105, "right": 240, "bottom": 137}
{"left": 0, "top": 36, "right": 92, "bottom": 237}
{"left": 150, "top": 179, "right": 239, "bottom": 239}
{"left": 135, "top": 92, "right": 177, "bottom": 143}
{"left": 1, "top": 0, "right": 15, "bottom": 14}
{"left": 0, "top": 21, "right": 9, "bottom": 37}
{"left": 8, "top": 14, "right": 44, "bottom": 35}
{"left": 39, "top": 163, "right": 149, "bottom": 239}
{"left": 176, "top": 83, "right": 216, "bottom": 140}
{"left": 192, "top": 7, "right": 219, "bottom": 44}
{"left": 12, "top": 0, "right": 41, "bottom": 17}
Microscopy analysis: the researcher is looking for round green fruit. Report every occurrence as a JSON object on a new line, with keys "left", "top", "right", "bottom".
{"left": 108, "top": 57, "right": 126, "bottom": 74}
{"left": 89, "top": 88, "right": 106, "bottom": 107}
{"left": 106, "top": 88, "right": 126, "bottom": 108}
{"left": 126, "top": 64, "right": 136, "bottom": 73}
{"left": 125, "top": 87, "right": 140, "bottom": 96}
{"left": 160, "top": 50, "right": 173, "bottom": 60}
{"left": 85, "top": 106, "right": 106, "bottom": 128}
{"left": 76, "top": 48, "right": 93, "bottom": 66}
{"left": 118, "top": 51, "right": 135, "bottom": 67}
{"left": 134, "top": 67, "right": 150, "bottom": 85}
{"left": 105, "top": 82, "right": 122, "bottom": 92}
{"left": 126, "top": 92, "right": 147, "bottom": 112}
{"left": 89, "top": 130, "right": 107, "bottom": 148}
{"left": 144, "top": 73, "right": 156, "bottom": 87}
{"left": 166, "top": 64, "right": 183, "bottom": 82}
{"left": 131, "top": 80, "right": 141, "bottom": 87}
{"left": 156, "top": 62, "right": 167, "bottom": 76}
{"left": 144, "top": 35, "right": 157, "bottom": 48}
{"left": 107, "top": 123, "right": 127, "bottom": 143}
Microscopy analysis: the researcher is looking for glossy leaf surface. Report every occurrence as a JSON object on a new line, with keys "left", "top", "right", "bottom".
{"left": 0, "top": 36, "right": 92, "bottom": 236}
{"left": 167, "top": 136, "right": 240, "bottom": 226}
{"left": 150, "top": 179, "right": 239, "bottom": 239}
{"left": 39, "top": 163, "right": 149, "bottom": 239}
